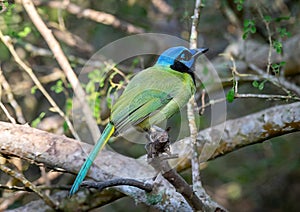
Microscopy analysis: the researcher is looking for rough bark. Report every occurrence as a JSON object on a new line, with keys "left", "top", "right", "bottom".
{"left": 0, "top": 101, "right": 299, "bottom": 210}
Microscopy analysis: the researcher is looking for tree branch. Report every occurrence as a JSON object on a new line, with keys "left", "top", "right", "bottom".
{"left": 188, "top": 0, "right": 203, "bottom": 198}
{"left": 11, "top": 190, "right": 125, "bottom": 211}
{"left": 0, "top": 102, "right": 299, "bottom": 210}
{"left": 145, "top": 126, "right": 223, "bottom": 211}
{"left": 22, "top": 0, "right": 100, "bottom": 143}
{"left": 249, "top": 63, "right": 300, "bottom": 97}
{"left": 32, "top": 0, "right": 145, "bottom": 34}
{"left": 170, "top": 101, "right": 300, "bottom": 169}
{"left": 0, "top": 30, "right": 79, "bottom": 139}
{"left": 150, "top": 158, "right": 206, "bottom": 211}
{"left": 82, "top": 178, "right": 153, "bottom": 193}
{"left": 0, "top": 66, "right": 26, "bottom": 124}
{"left": 0, "top": 163, "right": 58, "bottom": 210}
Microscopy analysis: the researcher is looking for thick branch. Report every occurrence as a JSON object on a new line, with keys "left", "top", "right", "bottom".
{"left": 0, "top": 102, "right": 299, "bottom": 210}
{"left": 157, "top": 159, "right": 206, "bottom": 211}
{"left": 0, "top": 122, "right": 191, "bottom": 210}
{"left": 11, "top": 190, "right": 125, "bottom": 211}
{"left": 170, "top": 101, "right": 300, "bottom": 169}
{"left": 209, "top": 101, "right": 300, "bottom": 159}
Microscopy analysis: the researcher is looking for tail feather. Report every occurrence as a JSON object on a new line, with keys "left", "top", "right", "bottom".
{"left": 69, "top": 122, "right": 115, "bottom": 196}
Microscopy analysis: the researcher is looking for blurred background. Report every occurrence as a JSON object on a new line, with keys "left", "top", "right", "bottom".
{"left": 0, "top": 0, "right": 299, "bottom": 211}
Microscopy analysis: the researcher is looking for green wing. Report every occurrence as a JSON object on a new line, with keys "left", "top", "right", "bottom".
{"left": 111, "top": 65, "right": 195, "bottom": 133}
{"left": 111, "top": 87, "right": 172, "bottom": 132}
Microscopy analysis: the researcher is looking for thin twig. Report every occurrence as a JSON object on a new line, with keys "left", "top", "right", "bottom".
{"left": 220, "top": 0, "right": 242, "bottom": 36}
{"left": 226, "top": 55, "right": 300, "bottom": 101}
{"left": 198, "top": 97, "right": 227, "bottom": 112}
{"left": 221, "top": 75, "right": 269, "bottom": 84}
{"left": 38, "top": 68, "right": 65, "bottom": 84}
{"left": 188, "top": 0, "right": 202, "bottom": 197}
{"left": 0, "top": 171, "right": 62, "bottom": 210}
{"left": 0, "top": 163, "right": 58, "bottom": 210}
{"left": 151, "top": 0, "right": 173, "bottom": 15}
{"left": 0, "top": 191, "right": 26, "bottom": 211}
{"left": 17, "top": 39, "right": 98, "bottom": 66}
{"left": 32, "top": 0, "right": 145, "bottom": 34}
{"left": 81, "top": 179, "right": 153, "bottom": 193}
{"left": 257, "top": 6, "right": 273, "bottom": 75}
{"left": 49, "top": 23, "right": 94, "bottom": 54}
{"left": 199, "top": 89, "right": 206, "bottom": 115}
{"left": 0, "top": 30, "right": 80, "bottom": 140}
{"left": 0, "top": 66, "right": 26, "bottom": 123}
{"left": 231, "top": 56, "right": 239, "bottom": 93}
{"left": 22, "top": 0, "right": 100, "bottom": 142}
{"left": 0, "top": 184, "right": 71, "bottom": 191}
{"left": 187, "top": 2, "right": 227, "bottom": 211}
{"left": 249, "top": 63, "right": 300, "bottom": 97}
{"left": 17, "top": 40, "right": 130, "bottom": 83}
{"left": 235, "top": 93, "right": 299, "bottom": 100}
{"left": 0, "top": 101, "right": 16, "bottom": 124}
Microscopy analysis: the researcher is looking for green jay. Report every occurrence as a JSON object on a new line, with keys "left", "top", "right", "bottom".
{"left": 69, "top": 46, "right": 208, "bottom": 196}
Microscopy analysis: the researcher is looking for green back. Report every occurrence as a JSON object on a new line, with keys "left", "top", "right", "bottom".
{"left": 111, "top": 65, "right": 195, "bottom": 132}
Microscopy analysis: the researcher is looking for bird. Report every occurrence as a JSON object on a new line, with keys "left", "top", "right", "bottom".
{"left": 69, "top": 46, "right": 208, "bottom": 196}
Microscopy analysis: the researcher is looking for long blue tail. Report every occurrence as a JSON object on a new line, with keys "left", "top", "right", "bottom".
{"left": 69, "top": 122, "right": 115, "bottom": 196}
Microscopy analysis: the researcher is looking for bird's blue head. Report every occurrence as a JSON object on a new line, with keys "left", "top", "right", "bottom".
{"left": 156, "top": 46, "right": 208, "bottom": 84}
{"left": 156, "top": 46, "right": 208, "bottom": 70}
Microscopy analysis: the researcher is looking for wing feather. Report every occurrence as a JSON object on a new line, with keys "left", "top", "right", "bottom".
{"left": 110, "top": 65, "right": 194, "bottom": 132}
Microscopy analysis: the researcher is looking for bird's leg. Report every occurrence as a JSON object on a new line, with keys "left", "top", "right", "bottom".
{"left": 145, "top": 126, "right": 178, "bottom": 160}
{"left": 146, "top": 126, "right": 178, "bottom": 181}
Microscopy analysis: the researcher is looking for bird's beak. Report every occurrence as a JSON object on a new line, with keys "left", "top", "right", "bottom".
{"left": 191, "top": 47, "right": 209, "bottom": 58}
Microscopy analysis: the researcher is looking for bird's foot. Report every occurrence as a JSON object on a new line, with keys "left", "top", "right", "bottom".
{"left": 145, "top": 126, "right": 178, "bottom": 161}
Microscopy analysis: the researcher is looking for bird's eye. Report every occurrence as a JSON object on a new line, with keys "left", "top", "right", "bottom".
{"left": 179, "top": 50, "right": 192, "bottom": 61}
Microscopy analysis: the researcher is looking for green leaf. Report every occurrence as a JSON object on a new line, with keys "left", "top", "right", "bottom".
{"left": 242, "top": 32, "right": 248, "bottom": 40}
{"left": 273, "top": 40, "right": 282, "bottom": 54}
{"left": 65, "top": 98, "right": 73, "bottom": 115}
{"left": 85, "top": 81, "right": 95, "bottom": 93}
{"left": 63, "top": 121, "right": 69, "bottom": 133}
{"left": 243, "top": 19, "right": 255, "bottom": 39}
{"left": 252, "top": 80, "right": 259, "bottom": 88}
{"left": 17, "top": 26, "right": 32, "bottom": 38}
{"left": 258, "top": 82, "right": 265, "bottom": 90}
{"left": 31, "top": 86, "right": 38, "bottom": 94}
{"left": 132, "top": 57, "right": 140, "bottom": 66}
{"left": 274, "top": 16, "right": 290, "bottom": 22}
{"left": 88, "top": 69, "right": 99, "bottom": 80}
{"left": 234, "top": 0, "right": 244, "bottom": 11}
{"left": 250, "top": 26, "right": 256, "bottom": 33}
{"left": 279, "top": 61, "right": 286, "bottom": 66}
{"left": 271, "top": 63, "right": 279, "bottom": 69}
{"left": 31, "top": 112, "right": 46, "bottom": 128}
{"left": 237, "top": 4, "right": 243, "bottom": 11}
{"left": 51, "top": 80, "right": 64, "bottom": 93}
{"left": 264, "top": 15, "right": 272, "bottom": 22}
{"left": 226, "top": 88, "right": 235, "bottom": 103}
{"left": 244, "top": 19, "right": 250, "bottom": 27}
{"left": 271, "top": 61, "right": 286, "bottom": 75}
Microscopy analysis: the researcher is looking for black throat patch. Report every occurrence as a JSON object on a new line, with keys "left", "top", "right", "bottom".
{"left": 170, "top": 60, "right": 196, "bottom": 85}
